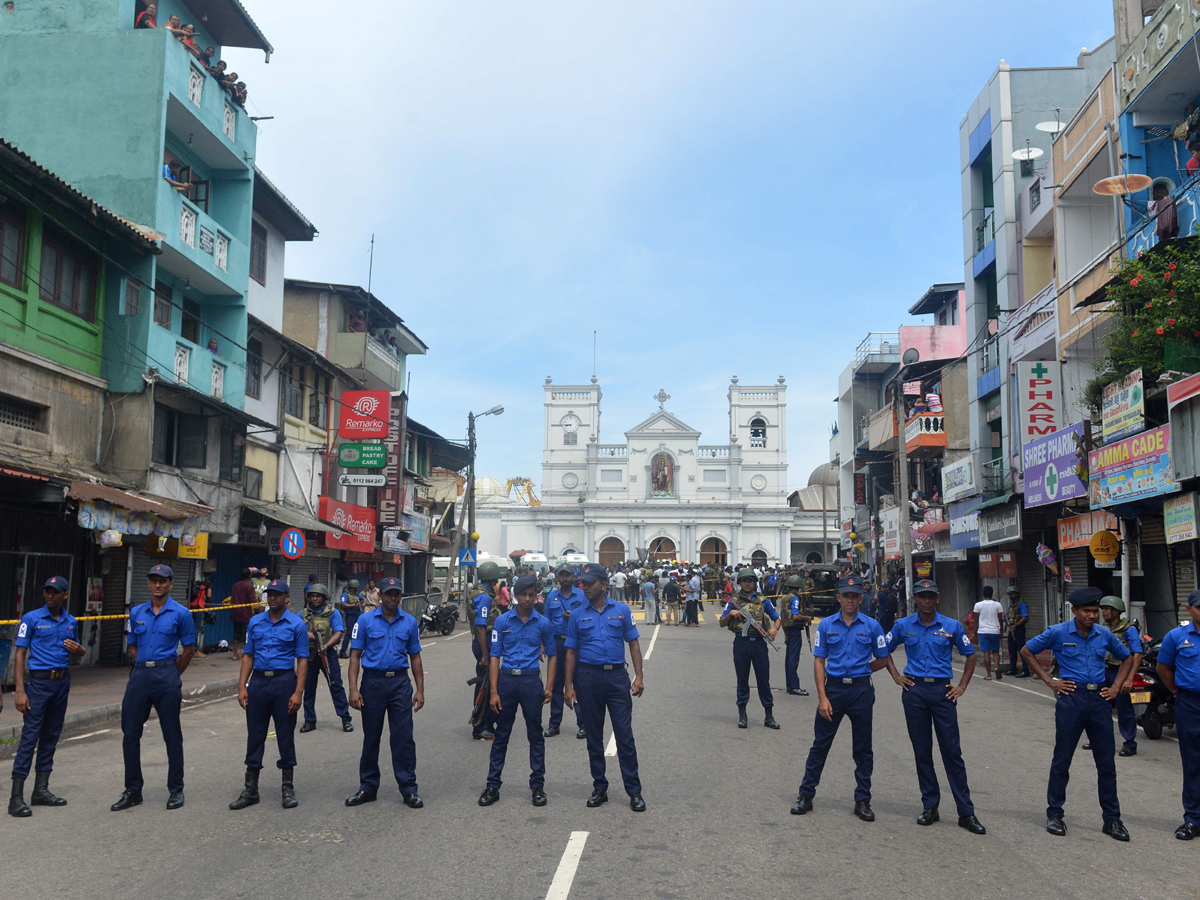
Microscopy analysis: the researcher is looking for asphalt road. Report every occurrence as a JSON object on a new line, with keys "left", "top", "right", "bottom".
{"left": 3, "top": 613, "right": 1196, "bottom": 900}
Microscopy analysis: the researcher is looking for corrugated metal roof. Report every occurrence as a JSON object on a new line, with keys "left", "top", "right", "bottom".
{"left": 66, "top": 481, "right": 213, "bottom": 519}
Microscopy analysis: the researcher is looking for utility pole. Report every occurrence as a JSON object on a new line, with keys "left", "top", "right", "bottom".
{"left": 894, "top": 373, "right": 914, "bottom": 608}
{"left": 468, "top": 411, "right": 478, "bottom": 565}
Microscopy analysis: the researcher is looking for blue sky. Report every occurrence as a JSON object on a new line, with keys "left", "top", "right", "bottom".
{"left": 227, "top": 0, "right": 1114, "bottom": 493}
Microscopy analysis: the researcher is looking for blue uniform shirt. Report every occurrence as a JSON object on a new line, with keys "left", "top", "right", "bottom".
{"left": 1158, "top": 622, "right": 1200, "bottom": 692}
{"left": 789, "top": 596, "right": 801, "bottom": 617}
{"left": 15, "top": 606, "right": 78, "bottom": 670}
{"left": 1014, "top": 601, "right": 1030, "bottom": 620}
{"left": 721, "top": 596, "right": 781, "bottom": 620}
{"left": 128, "top": 597, "right": 195, "bottom": 662}
{"left": 244, "top": 608, "right": 309, "bottom": 671}
{"left": 351, "top": 606, "right": 422, "bottom": 670}
{"left": 1115, "top": 623, "right": 1144, "bottom": 657}
{"left": 472, "top": 589, "right": 495, "bottom": 627}
{"left": 1025, "top": 621, "right": 1129, "bottom": 683}
{"left": 545, "top": 586, "right": 587, "bottom": 636}
{"left": 565, "top": 599, "right": 639, "bottom": 665}
{"left": 886, "top": 612, "right": 975, "bottom": 678}
{"left": 813, "top": 611, "right": 888, "bottom": 678}
{"left": 490, "top": 608, "right": 556, "bottom": 671}
{"left": 328, "top": 608, "right": 346, "bottom": 633}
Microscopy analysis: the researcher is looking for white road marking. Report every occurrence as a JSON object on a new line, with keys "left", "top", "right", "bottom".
{"left": 604, "top": 731, "right": 617, "bottom": 757}
{"left": 442, "top": 630, "right": 468, "bottom": 640}
{"left": 423, "top": 642, "right": 437, "bottom": 648}
{"left": 63, "top": 728, "right": 110, "bottom": 742}
{"left": 643, "top": 624, "right": 662, "bottom": 660}
{"left": 545, "top": 831, "right": 589, "bottom": 900}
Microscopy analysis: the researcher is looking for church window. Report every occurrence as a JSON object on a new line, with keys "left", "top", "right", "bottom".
{"left": 750, "top": 417, "right": 767, "bottom": 448}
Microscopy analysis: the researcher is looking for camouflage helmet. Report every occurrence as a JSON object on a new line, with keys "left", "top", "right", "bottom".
{"left": 786, "top": 574, "right": 805, "bottom": 589}
{"left": 305, "top": 583, "right": 330, "bottom": 600}
{"left": 1099, "top": 595, "right": 1126, "bottom": 613}
{"left": 478, "top": 560, "right": 502, "bottom": 582}
{"left": 737, "top": 567, "right": 757, "bottom": 582}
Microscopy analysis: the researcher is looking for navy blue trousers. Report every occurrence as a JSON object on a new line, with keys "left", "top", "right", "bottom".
{"left": 783, "top": 628, "right": 804, "bottom": 692}
{"left": 11, "top": 676, "right": 70, "bottom": 779}
{"left": 303, "top": 648, "right": 350, "bottom": 722}
{"left": 486, "top": 672, "right": 546, "bottom": 790}
{"left": 575, "top": 664, "right": 641, "bottom": 796}
{"left": 339, "top": 613, "right": 360, "bottom": 655}
{"left": 1047, "top": 689, "right": 1120, "bottom": 821}
{"left": 799, "top": 680, "right": 874, "bottom": 802}
{"left": 733, "top": 635, "right": 773, "bottom": 708}
{"left": 121, "top": 666, "right": 184, "bottom": 793}
{"left": 1007, "top": 626, "right": 1028, "bottom": 674}
{"left": 245, "top": 671, "right": 298, "bottom": 770}
{"left": 548, "top": 635, "right": 582, "bottom": 730}
{"left": 901, "top": 681, "right": 974, "bottom": 815}
{"left": 358, "top": 670, "right": 417, "bottom": 795}
{"left": 1177, "top": 689, "right": 1200, "bottom": 825}
{"left": 1104, "top": 665, "right": 1138, "bottom": 747}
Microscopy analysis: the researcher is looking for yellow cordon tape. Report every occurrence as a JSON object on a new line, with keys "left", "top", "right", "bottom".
{"left": 0, "top": 601, "right": 265, "bottom": 627}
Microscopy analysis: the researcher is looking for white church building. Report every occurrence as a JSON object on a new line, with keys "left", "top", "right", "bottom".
{"left": 475, "top": 376, "right": 824, "bottom": 568}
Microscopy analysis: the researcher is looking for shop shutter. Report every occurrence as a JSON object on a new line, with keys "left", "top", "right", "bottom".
{"left": 1016, "top": 538, "right": 1049, "bottom": 635}
{"left": 271, "top": 554, "right": 330, "bottom": 607}
{"left": 99, "top": 546, "right": 130, "bottom": 664}
{"left": 1061, "top": 548, "right": 1090, "bottom": 588}
{"left": 1175, "top": 544, "right": 1197, "bottom": 611}
{"left": 1141, "top": 516, "right": 1166, "bottom": 545}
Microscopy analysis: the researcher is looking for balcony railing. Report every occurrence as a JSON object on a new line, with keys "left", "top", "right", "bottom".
{"left": 1128, "top": 173, "right": 1200, "bottom": 259}
{"left": 596, "top": 445, "right": 626, "bottom": 457}
{"left": 981, "top": 335, "right": 1000, "bottom": 372}
{"left": 980, "top": 457, "right": 1009, "bottom": 494}
{"left": 854, "top": 332, "right": 900, "bottom": 366}
{"left": 975, "top": 210, "right": 995, "bottom": 253}
{"left": 867, "top": 406, "right": 897, "bottom": 452}
{"left": 698, "top": 446, "right": 729, "bottom": 458}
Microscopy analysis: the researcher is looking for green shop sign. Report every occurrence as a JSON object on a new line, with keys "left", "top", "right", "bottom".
{"left": 338, "top": 442, "right": 387, "bottom": 468}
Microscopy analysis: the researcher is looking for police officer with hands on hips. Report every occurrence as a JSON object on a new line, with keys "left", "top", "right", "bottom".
{"left": 1153, "top": 589, "right": 1200, "bottom": 840}
{"left": 564, "top": 562, "right": 647, "bottom": 812}
{"left": 883, "top": 578, "right": 986, "bottom": 834}
{"left": 299, "top": 582, "right": 354, "bottom": 734}
{"left": 1020, "top": 586, "right": 1134, "bottom": 840}
{"left": 229, "top": 579, "right": 308, "bottom": 811}
{"left": 112, "top": 563, "right": 195, "bottom": 812}
{"left": 792, "top": 573, "right": 895, "bottom": 821}
{"left": 345, "top": 577, "right": 425, "bottom": 809}
{"left": 478, "top": 573, "right": 557, "bottom": 808}
{"left": 8, "top": 576, "right": 85, "bottom": 818}
{"left": 718, "top": 567, "right": 782, "bottom": 729}
{"left": 544, "top": 566, "right": 588, "bottom": 739}
{"left": 469, "top": 560, "right": 504, "bottom": 740}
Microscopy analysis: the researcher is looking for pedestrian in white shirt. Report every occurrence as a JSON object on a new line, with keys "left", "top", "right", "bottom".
{"left": 973, "top": 585, "right": 1005, "bottom": 681}
{"left": 611, "top": 569, "right": 627, "bottom": 604}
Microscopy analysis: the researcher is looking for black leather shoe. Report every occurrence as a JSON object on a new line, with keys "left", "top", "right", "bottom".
{"left": 345, "top": 790, "right": 377, "bottom": 807}
{"left": 995, "top": 671, "right": 1002, "bottom": 681}
{"left": 576, "top": 728, "right": 587, "bottom": 739}
{"left": 478, "top": 788, "right": 500, "bottom": 807}
{"left": 544, "top": 727, "right": 560, "bottom": 737}
{"left": 790, "top": 794, "right": 813, "bottom": 815}
{"left": 1082, "top": 742, "right": 1092, "bottom": 750}
{"left": 1016, "top": 671, "right": 1032, "bottom": 678}
{"left": 166, "top": 791, "right": 185, "bottom": 810}
{"left": 917, "top": 807, "right": 939, "bottom": 826}
{"left": 764, "top": 711, "right": 780, "bottom": 729}
{"left": 110, "top": 790, "right": 143, "bottom": 811}
{"left": 737, "top": 705, "right": 748, "bottom": 729}
{"left": 630, "top": 794, "right": 646, "bottom": 812}
{"left": 787, "top": 688, "right": 809, "bottom": 696}
{"left": 1046, "top": 816, "right": 1066, "bottom": 836}
{"left": 299, "top": 720, "right": 316, "bottom": 733}
{"left": 1102, "top": 818, "right": 1130, "bottom": 842}
{"left": 1118, "top": 742, "right": 1137, "bottom": 757}
{"left": 402, "top": 793, "right": 424, "bottom": 809}
{"left": 30, "top": 772, "right": 66, "bottom": 807}
{"left": 586, "top": 789, "right": 608, "bottom": 808}
{"left": 532, "top": 788, "right": 547, "bottom": 807}
{"left": 854, "top": 801, "right": 875, "bottom": 822}
{"left": 473, "top": 731, "right": 496, "bottom": 742}
{"left": 342, "top": 717, "right": 355, "bottom": 733}
{"left": 1176, "top": 822, "right": 1200, "bottom": 840}
{"left": 958, "top": 814, "right": 986, "bottom": 835}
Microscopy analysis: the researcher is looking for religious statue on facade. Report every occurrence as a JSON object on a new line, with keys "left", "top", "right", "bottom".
{"left": 651, "top": 453, "right": 674, "bottom": 496}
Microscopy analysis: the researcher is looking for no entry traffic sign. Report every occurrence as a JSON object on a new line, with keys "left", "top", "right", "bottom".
{"left": 280, "top": 528, "right": 306, "bottom": 559}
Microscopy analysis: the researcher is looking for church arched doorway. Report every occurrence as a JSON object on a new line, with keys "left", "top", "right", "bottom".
{"left": 598, "top": 536, "right": 625, "bottom": 567}
{"left": 750, "top": 549, "right": 769, "bottom": 568}
{"left": 699, "top": 537, "right": 728, "bottom": 567}
{"left": 648, "top": 536, "right": 677, "bottom": 562}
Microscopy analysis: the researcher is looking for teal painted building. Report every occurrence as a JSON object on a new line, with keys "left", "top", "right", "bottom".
{"left": 0, "top": 0, "right": 273, "bottom": 409}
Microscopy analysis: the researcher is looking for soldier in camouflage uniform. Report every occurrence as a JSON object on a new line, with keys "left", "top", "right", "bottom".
{"left": 719, "top": 568, "right": 782, "bottom": 729}
{"left": 780, "top": 574, "right": 812, "bottom": 696}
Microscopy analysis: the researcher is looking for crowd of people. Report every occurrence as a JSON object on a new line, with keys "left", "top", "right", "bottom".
{"left": 135, "top": 3, "right": 249, "bottom": 109}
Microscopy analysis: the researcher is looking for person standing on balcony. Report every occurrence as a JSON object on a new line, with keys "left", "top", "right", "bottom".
{"left": 135, "top": 3, "right": 156, "bottom": 29}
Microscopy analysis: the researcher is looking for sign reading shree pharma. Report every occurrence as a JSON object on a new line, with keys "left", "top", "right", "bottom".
{"left": 1088, "top": 424, "right": 1179, "bottom": 508}
{"left": 319, "top": 495, "right": 376, "bottom": 552}
{"left": 1022, "top": 422, "right": 1088, "bottom": 508}
{"left": 338, "top": 390, "right": 390, "bottom": 438}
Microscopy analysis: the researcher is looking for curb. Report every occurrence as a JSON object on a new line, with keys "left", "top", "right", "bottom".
{"left": 2, "top": 676, "right": 241, "bottom": 743}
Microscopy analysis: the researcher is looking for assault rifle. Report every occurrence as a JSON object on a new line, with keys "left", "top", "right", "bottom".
{"left": 730, "top": 601, "right": 780, "bottom": 652}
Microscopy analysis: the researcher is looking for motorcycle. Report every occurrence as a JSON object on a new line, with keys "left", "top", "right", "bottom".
{"left": 1131, "top": 636, "right": 1176, "bottom": 740}
{"left": 420, "top": 600, "right": 459, "bottom": 636}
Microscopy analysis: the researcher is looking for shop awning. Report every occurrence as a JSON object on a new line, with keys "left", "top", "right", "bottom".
{"left": 241, "top": 497, "right": 335, "bottom": 533}
{"left": 967, "top": 492, "right": 1015, "bottom": 513}
{"left": 916, "top": 521, "right": 951, "bottom": 535}
{"left": 66, "top": 482, "right": 212, "bottom": 519}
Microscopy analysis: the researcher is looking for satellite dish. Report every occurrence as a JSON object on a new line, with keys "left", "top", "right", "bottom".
{"left": 1093, "top": 174, "right": 1153, "bottom": 195}
{"left": 1012, "top": 147, "right": 1044, "bottom": 161}
{"left": 1035, "top": 120, "right": 1066, "bottom": 133}
{"left": 902, "top": 348, "right": 921, "bottom": 365}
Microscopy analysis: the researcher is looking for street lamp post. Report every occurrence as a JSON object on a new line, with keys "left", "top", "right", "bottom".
{"left": 466, "top": 404, "right": 503, "bottom": 569}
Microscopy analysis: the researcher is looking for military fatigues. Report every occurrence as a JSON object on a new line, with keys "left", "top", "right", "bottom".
{"left": 1006, "top": 598, "right": 1029, "bottom": 676}
{"left": 1159, "top": 621, "right": 1200, "bottom": 830}
{"left": 301, "top": 602, "right": 352, "bottom": 725}
{"left": 242, "top": 609, "right": 308, "bottom": 772}
{"left": 1105, "top": 617, "right": 1143, "bottom": 751}
{"left": 722, "top": 593, "right": 780, "bottom": 709}
{"left": 470, "top": 587, "right": 500, "bottom": 737}
{"left": 11, "top": 606, "right": 77, "bottom": 782}
{"left": 781, "top": 586, "right": 811, "bottom": 694}
{"left": 486, "top": 609, "right": 556, "bottom": 791}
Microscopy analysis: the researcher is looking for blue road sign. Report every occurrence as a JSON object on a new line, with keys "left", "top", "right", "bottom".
{"left": 458, "top": 548, "right": 477, "bottom": 566}
{"left": 281, "top": 528, "right": 306, "bottom": 560}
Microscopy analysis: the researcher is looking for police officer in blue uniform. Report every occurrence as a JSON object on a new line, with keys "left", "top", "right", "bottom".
{"left": 564, "top": 563, "right": 646, "bottom": 812}
{"left": 544, "top": 567, "right": 588, "bottom": 739}
{"left": 478, "top": 574, "right": 557, "bottom": 807}
{"left": 883, "top": 578, "right": 986, "bottom": 834}
{"left": 718, "top": 567, "right": 782, "bottom": 729}
{"left": 229, "top": 579, "right": 309, "bottom": 811}
{"left": 111, "top": 564, "right": 195, "bottom": 812}
{"left": 791, "top": 574, "right": 894, "bottom": 821}
{"left": 1154, "top": 589, "right": 1200, "bottom": 839}
{"left": 1020, "top": 586, "right": 1134, "bottom": 840}
{"left": 8, "top": 576, "right": 85, "bottom": 818}
{"left": 345, "top": 577, "right": 425, "bottom": 809}
{"left": 470, "top": 561, "right": 503, "bottom": 740}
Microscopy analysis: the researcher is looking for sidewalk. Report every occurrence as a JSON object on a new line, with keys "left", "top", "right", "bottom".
{"left": 1, "top": 651, "right": 246, "bottom": 743}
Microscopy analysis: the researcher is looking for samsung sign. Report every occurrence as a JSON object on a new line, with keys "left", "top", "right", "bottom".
{"left": 948, "top": 498, "right": 980, "bottom": 550}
